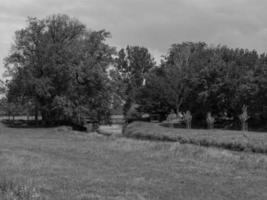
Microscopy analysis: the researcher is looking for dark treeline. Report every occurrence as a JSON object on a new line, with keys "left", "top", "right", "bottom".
{"left": 2, "top": 14, "right": 267, "bottom": 129}
{"left": 122, "top": 43, "right": 267, "bottom": 129}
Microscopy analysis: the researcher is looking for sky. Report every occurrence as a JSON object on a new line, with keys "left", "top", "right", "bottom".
{"left": 1, "top": 0, "right": 267, "bottom": 77}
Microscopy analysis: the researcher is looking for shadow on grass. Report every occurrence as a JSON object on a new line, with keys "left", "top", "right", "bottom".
{"left": 2, "top": 119, "right": 64, "bottom": 128}
{"left": 2, "top": 119, "right": 87, "bottom": 131}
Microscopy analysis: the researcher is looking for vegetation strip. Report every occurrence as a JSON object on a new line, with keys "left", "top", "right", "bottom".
{"left": 123, "top": 122, "right": 267, "bottom": 154}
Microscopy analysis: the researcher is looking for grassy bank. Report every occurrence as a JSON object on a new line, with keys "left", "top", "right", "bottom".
{"left": 1, "top": 122, "right": 267, "bottom": 199}
{"left": 124, "top": 122, "right": 267, "bottom": 153}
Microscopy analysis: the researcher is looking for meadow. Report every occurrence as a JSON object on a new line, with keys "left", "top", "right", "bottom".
{"left": 124, "top": 122, "right": 267, "bottom": 153}
{"left": 0, "top": 122, "right": 267, "bottom": 199}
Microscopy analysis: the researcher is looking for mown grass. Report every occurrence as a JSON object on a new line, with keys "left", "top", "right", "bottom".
{"left": 0, "top": 122, "right": 267, "bottom": 199}
{"left": 124, "top": 122, "right": 267, "bottom": 153}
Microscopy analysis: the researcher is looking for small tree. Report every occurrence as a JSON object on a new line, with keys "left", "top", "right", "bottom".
{"left": 113, "top": 46, "right": 156, "bottom": 116}
{"left": 166, "top": 109, "right": 178, "bottom": 128}
{"left": 184, "top": 110, "right": 192, "bottom": 129}
{"left": 206, "top": 112, "right": 215, "bottom": 129}
{"left": 167, "top": 110, "right": 177, "bottom": 121}
{"left": 125, "top": 103, "right": 142, "bottom": 124}
{"left": 239, "top": 105, "right": 249, "bottom": 131}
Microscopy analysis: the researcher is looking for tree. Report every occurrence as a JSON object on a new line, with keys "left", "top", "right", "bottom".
{"left": 137, "top": 43, "right": 265, "bottom": 128}
{"left": 4, "top": 14, "right": 115, "bottom": 125}
{"left": 135, "top": 42, "right": 207, "bottom": 121}
{"left": 136, "top": 67, "right": 172, "bottom": 119}
{"left": 158, "top": 42, "right": 206, "bottom": 114}
{"left": 111, "top": 46, "right": 155, "bottom": 114}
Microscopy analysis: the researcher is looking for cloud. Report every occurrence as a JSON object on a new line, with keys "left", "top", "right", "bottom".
{"left": 1, "top": 0, "right": 267, "bottom": 76}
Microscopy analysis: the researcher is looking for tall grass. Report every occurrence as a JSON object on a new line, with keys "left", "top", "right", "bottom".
{"left": 0, "top": 178, "right": 43, "bottom": 200}
{"left": 123, "top": 122, "right": 267, "bottom": 153}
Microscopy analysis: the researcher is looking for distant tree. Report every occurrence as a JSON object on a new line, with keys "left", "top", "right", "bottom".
{"left": 111, "top": 46, "right": 155, "bottom": 115}
{"left": 0, "top": 98, "right": 8, "bottom": 117}
{"left": 136, "top": 67, "right": 172, "bottom": 119}
{"left": 162, "top": 42, "right": 208, "bottom": 114}
{"left": 184, "top": 46, "right": 261, "bottom": 127}
{"left": 247, "top": 54, "right": 267, "bottom": 125}
{"left": 137, "top": 42, "right": 206, "bottom": 117}
{"left": 137, "top": 43, "right": 266, "bottom": 128}
{"left": 186, "top": 47, "right": 229, "bottom": 122}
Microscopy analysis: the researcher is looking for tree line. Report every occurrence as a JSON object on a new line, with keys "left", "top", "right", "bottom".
{"left": 2, "top": 14, "right": 267, "bottom": 129}
{"left": 123, "top": 43, "right": 267, "bottom": 129}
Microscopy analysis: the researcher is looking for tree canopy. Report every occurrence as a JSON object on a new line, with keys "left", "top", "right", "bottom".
{"left": 2, "top": 14, "right": 267, "bottom": 130}
{"left": 111, "top": 46, "right": 155, "bottom": 114}
{"left": 136, "top": 43, "right": 267, "bottom": 128}
{"left": 4, "top": 14, "right": 115, "bottom": 125}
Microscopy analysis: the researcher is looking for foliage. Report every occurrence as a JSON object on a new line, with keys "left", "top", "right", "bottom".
{"left": 166, "top": 110, "right": 177, "bottom": 121}
{"left": 125, "top": 104, "right": 142, "bottom": 123}
{"left": 136, "top": 42, "right": 267, "bottom": 128}
{"left": 111, "top": 46, "right": 156, "bottom": 115}
{"left": 3, "top": 16, "right": 267, "bottom": 129}
{"left": 4, "top": 14, "right": 115, "bottom": 125}
{"left": 136, "top": 42, "right": 206, "bottom": 120}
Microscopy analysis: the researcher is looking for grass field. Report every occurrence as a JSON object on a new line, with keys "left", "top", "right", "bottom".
{"left": 124, "top": 122, "right": 267, "bottom": 153}
{"left": 0, "top": 123, "right": 267, "bottom": 199}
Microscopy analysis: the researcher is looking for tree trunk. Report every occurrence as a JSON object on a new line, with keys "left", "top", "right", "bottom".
{"left": 176, "top": 97, "right": 183, "bottom": 116}
{"left": 176, "top": 107, "right": 180, "bottom": 116}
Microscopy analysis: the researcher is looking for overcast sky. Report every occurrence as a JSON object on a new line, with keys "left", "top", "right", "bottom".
{"left": 1, "top": 0, "right": 267, "bottom": 76}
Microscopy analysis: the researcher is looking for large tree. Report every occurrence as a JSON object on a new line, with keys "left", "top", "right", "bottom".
{"left": 5, "top": 14, "right": 115, "bottom": 125}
